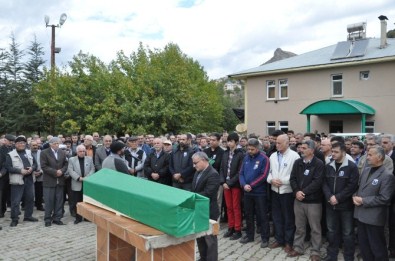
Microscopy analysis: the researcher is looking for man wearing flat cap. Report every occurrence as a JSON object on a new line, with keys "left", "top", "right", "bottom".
{"left": 125, "top": 136, "right": 146, "bottom": 177}
{"left": 40, "top": 137, "right": 68, "bottom": 227}
{"left": 0, "top": 134, "right": 15, "bottom": 218}
{"left": 5, "top": 136, "right": 38, "bottom": 227}
{"left": 102, "top": 141, "right": 130, "bottom": 174}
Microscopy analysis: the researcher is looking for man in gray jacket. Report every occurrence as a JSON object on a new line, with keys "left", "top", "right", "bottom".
{"left": 353, "top": 145, "right": 395, "bottom": 261}
{"left": 68, "top": 145, "right": 95, "bottom": 224}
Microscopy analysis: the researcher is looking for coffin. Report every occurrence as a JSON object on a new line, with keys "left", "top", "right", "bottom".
{"left": 83, "top": 168, "right": 209, "bottom": 238}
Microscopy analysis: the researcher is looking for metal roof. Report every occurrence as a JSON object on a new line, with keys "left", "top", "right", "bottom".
{"left": 300, "top": 100, "right": 376, "bottom": 115}
{"left": 230, "top": 38, "right": 395, "bottom": 78}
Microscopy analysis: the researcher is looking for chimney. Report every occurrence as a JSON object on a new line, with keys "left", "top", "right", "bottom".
{"left": 378, "top": 15, "right": 388, "bottom": 48}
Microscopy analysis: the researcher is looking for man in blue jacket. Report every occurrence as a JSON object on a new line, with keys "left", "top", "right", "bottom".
{"left": 239, "top": 138, "right": 270, "bottom": 248}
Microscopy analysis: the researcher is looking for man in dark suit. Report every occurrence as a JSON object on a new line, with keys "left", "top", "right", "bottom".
{"left": 144, "top": 138, "right": 171, "bottom": 185}
{"left": 191, "top": 151, "right": 220, "bottom": 261}
{"left": 353, "top": 145, "right": 395, "bottom": 261}
{"left": 94, "top": 135, "right": 112, "bottom": 171}
{"left": 40, "top": 137, "right": 68, "bottom": 227}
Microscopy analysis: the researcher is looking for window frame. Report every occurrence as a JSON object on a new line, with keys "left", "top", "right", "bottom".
{"left": 365, "top": 121, "right": 375, "bottom": 133}
{"left": 267, "top": 121, "right": 276, "bottom": 135}
{"left": 278, "top": 79, "right": 288, "bottom": 100}
{"left": 360, "top": 71, "right": 370, "bottom": 80}
{"left": 266, "top": 80, "right": 276, "bottom": 100}
{"left": 331, "top": 74, "right": 343, "bottom": 97}
{"left": 278, "top": 121, "right": 289, "bottom": 132}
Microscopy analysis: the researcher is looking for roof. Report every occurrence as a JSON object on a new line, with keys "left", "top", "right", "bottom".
{"left": 230, "top": 38, "right": 395, "bottom": 78}
{"left": 300, "top": 100, "right": 376, "bottom": 115}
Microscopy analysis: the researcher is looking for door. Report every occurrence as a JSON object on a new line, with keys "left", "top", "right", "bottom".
{"left": 329, "top": 120, "right": 343, "bottom": 133}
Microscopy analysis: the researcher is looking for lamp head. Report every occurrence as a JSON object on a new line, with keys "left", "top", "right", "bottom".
{"left": 44, "top": 15, "right": 49, "bottom": 26}
{"left": 59, "top": 13, "right": 67, "bottom": 26}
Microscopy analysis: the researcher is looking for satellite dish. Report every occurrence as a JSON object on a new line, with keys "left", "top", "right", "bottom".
{"left": 236, "top": 123, "right": 247, "bottom": 134}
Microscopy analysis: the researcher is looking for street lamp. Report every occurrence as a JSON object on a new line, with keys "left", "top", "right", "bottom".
{"left": 45, "top": 13, "right": 67, "bottom": 69}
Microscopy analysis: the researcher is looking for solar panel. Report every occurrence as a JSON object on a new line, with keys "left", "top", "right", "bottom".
{"left": 331, "top": 41, "right": 352, "bottom": 60}
{"left": 349, "top": 39, "right": 369, "bottom": 58}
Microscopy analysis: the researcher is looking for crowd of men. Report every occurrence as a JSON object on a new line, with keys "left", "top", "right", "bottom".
{"left": 0, "top": 130, "right": 395, "bottom": 261}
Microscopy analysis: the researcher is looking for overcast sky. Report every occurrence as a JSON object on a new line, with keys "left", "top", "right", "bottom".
{"left": 0, "top": 0, "right": 394, "bottom": 80}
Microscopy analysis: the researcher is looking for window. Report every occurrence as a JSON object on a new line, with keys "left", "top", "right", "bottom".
{"left": 360, "top": 71, "right": 369, "bottom": 80}
{"left": 267, "top": 121, "right": 275, "bottom": 135}
{"left": 331, "top": 74, "right": 343, "bottom": 97}
{"left": 365, "top": 121, "right": 375, "bottom": 133}
{"left": 266, "top": 80, "right": 275, "bottom": 100}
{"left": 279, "top": 121, "right": 288, "bottom": 132}
{"left": 279, "top": 79, "right": 288, "bottom": 99}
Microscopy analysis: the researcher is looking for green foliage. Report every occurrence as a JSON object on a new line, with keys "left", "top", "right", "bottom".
{"left": 388, "top": 29, "right": 395, "bottom": 38}
{"left": 34, "top": 43, "right": 225, "bottom": 135}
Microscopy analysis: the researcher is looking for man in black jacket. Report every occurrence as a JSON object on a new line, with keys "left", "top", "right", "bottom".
{"left": 144, "top": 138, "right": 171, "bottom": 185}
{"left": 219, "top": 132, "right": 244, "bottom": 240}
{"left": 322, "top": 142, "right": 359, "bottom": 261}
{"left": 0, "top": 134, "right": 15, "bottom": 219}
{"left": 288, "top": 140, "right": 324, "bottom": 261}
{"left": 192, "top": 151, "right": 220, "bottom": 261}
{"left": 169, "top": 134, "right": 195, "bottom": 191}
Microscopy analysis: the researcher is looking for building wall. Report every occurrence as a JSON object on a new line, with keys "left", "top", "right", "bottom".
{"left": 245, "top": 61, "right": 395, "bottom": 135}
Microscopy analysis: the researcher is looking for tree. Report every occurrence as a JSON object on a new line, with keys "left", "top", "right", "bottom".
{"left": 34, "top": 43, "right": 225, "bottom": 135}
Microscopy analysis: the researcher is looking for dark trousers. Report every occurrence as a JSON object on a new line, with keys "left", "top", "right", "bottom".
{"left": 326, "top": 206, "right": 355, "bottom": 261}
{"left": 389, "top": 199, "right": 395, "bottom": 251}
{"left": 10, "top": 175, "right": 34, "bottom": 221}
{"left": 271, "top": 191, "right": 295, "bottom": 246}
{"left": 197, "top": 235, "right": 218, "bottom": 261}
{"left": 72, "top": 190, "right": 83, "bottom": 221}
{"left": 172, "top": 182, "right": 192, "bottom": 191}
{"left": 0, "top": 175, "right": 10, "bottom": 215}
{"left": 244, "top": 194, "right": 269, "bottom": 242}
{"left": 34, "top": 181, "right": 43, "bottom": 208}
{"left": 357, "top": 221, "right": 388, "bottom": 261}
{"left": 43, "top": 185, "right": 64, "bottom": 223}
{"left": 64, "top": 178, "right": 74, "bottom": 214}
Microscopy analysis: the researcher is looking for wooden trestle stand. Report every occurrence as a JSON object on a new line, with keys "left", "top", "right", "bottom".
{"left": 77, "top": 202, "right": 219, "bottom": 261}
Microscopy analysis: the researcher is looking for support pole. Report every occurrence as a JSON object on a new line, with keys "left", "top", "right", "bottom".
{"left": 306, "top": 114, "right": 311, "bottom": 133}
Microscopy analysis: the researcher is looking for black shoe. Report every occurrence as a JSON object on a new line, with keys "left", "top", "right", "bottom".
{"left": 0, "top": 213, "right": 4, "bottom": 218}
{"left": 239, "top": 236, "right": 253, "bottom": 244}
{"left": 52, "top": 220, "right": 64, "bottom": 225}
{"left": 45, "top": 222, "right": 52, "bottom": 227}
{"left": 24, "top": 217, "right": 38, "bottom": 222}
{"left": 0, "top": 226, "right": 2, "bottom": 230}
{"left": 10, "top": 220, "right": 18, "bottom": 227}
{"left": 223, "top": 228, "right": 234, "bottom": 238}
{"left": 36, "top": 206, "right": 45, "bottom": 211}
{"left": 242, "top": 226, "right": 247, "bottom": 231}
{"left": 230, "top": 231, "right": 242, "bottom": 240}
{"left": 74, "top": 219, "right": 82, "bottom": 224}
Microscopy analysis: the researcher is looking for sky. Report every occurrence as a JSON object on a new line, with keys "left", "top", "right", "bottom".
{"left": 0, "top": 0, "right": 394, "bottom": 80}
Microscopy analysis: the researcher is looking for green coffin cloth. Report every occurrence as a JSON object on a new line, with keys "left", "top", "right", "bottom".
{"left": 83, "top": 168, "right": 209, "bottom": 237}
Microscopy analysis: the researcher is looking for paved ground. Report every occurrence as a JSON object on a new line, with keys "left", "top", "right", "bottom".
{"left": 0, "top": 204, "right": 380, "bottom": 261}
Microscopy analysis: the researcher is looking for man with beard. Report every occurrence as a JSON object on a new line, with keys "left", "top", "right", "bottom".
{"left": 322, "top": 142, "right": 359, "bottom": 261}
{"left": 5, "top": 136, "right": 38, "bottom": 227}
{"left": 95, "top": 135, "right": 112, "bottom": 171}
{"left": 169, "top": 134, "right": 195, "bottom": 191}
{"left": 144, "top": 138, "right": 171, "bottom": 185}
{"left": 102, "top": 141, "right": 130, "bottom": 174}
{"left": 40, "top": 137, "right": 68, "bottom": 227}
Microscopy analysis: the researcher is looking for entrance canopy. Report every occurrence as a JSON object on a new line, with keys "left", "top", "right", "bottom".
{"left": 300, "top": 100, "right": 375, "bottom": 132}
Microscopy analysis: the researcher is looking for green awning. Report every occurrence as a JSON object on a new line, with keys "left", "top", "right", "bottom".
{"left": 300, "top": 100, "right": 375, "bottom": 115}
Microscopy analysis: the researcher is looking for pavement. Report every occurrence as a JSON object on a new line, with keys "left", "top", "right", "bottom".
{"left": 0, "top": 204, "right": 382, "bottom": 261}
